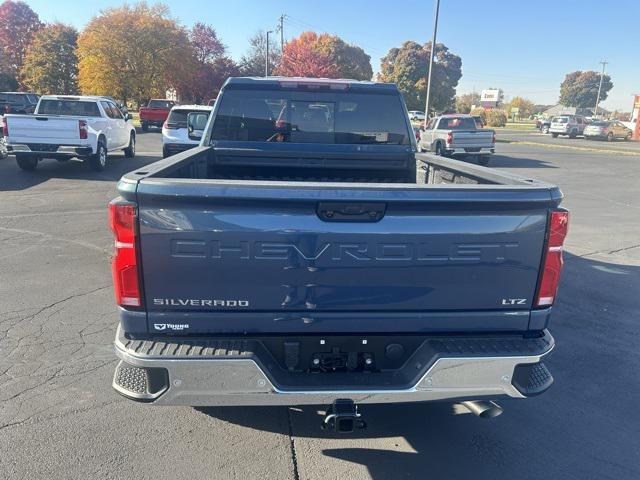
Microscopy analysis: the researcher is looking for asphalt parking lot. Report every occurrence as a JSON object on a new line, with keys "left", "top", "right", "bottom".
{"left": 1, "top": 130, "right": 639, "bottom": 480}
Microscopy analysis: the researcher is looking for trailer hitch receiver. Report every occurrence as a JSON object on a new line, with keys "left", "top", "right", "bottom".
{"left": 322, "top": 399, "right": 366, "bottom": 433}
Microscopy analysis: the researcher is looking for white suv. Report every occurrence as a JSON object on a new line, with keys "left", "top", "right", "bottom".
{"left": 162, "top": 105, "right": 213, "bottom": 158}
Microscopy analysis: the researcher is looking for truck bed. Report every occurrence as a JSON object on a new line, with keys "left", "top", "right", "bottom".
{"left": 116, "top": 146, "right": 561, "bottom": 336}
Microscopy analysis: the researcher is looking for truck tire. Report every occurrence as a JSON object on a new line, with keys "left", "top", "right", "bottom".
{"left": 606, "top": 132, "right": 614, "bottom": 142}
{"left": 434, "top": 141, "right": 444, "bottom": 156}
{"left": 162, "top": 146, "right": 170, "bottom": 158}
{"left": 124, "top": 133, "right": 136, "bottom": 158}
{"left": 88, "top": 139, "right": 108, "bottom": 171}
{"left": 16, "top": 154, "right": 38, "bottom": 171}
{"left": 551, "top": 133, "right": 559, "bottom": 138}
{"left": 569, "top": 130, "right": 577, "bottom": 139}
{"left": 141, "top": 122, "right": 148, "bottom": 132}
{"left": 541, "top": 125, "right": 549, "bottom": 134}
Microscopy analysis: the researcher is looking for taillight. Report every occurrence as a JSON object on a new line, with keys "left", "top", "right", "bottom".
{"left": 1, "top": 116, "right": 7, "bottom": 136}
{"left": 446, "top": 132, "right": 453, "bottom": 144}
{"left": 535, "top": 209, "right": 569, "bottom": 307}
{"left": 78, "top": 120, "right": 88, "bottom": 139}
{"left": 492, "top": 132, "right": 496, "bottom": 143}
{"left": 108, "top": 200, "right": 141, "bottom": 307}
{"left": 163, "top": 121, "right": 177, "bottom": 129}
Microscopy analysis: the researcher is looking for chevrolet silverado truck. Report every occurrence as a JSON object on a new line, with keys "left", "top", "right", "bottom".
{"left": 110, "top": 77, "right": 567, "bottom": 431}
{"left": 418, "top": 114, "right": 495, "bottom": 166}
{"left": 3, "top": 95, "right": 136, "bottom": 171}
{"left": 139, "top": 99, "right": 175, "bottom": 132}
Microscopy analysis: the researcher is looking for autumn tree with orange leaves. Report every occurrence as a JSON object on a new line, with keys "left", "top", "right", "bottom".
{"left": 276, "top": 32, "right": 372, "bottom": 80}
{"left": 77, "top": 2, "right": 192, "bottom": 105}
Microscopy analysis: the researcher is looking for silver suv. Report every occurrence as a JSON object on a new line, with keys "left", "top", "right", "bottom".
{"left": 549, "top": 115, "right": 587, "bottom": 138}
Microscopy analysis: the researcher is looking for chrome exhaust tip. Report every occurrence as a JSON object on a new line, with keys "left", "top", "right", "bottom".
{"left": 461, "top": 400, "right": 503, "bottom": 419}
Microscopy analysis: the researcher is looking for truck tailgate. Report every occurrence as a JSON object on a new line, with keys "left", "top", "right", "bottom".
{"left": 6, "top": 115, "right": 81, "bottom": 143}
{"left": 450, "top": 130, "right": 493, "bottom": 148}
{"left": 135, "top": 180, "right": 554, "bottom": 333}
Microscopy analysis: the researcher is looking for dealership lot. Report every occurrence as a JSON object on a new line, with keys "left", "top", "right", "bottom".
{"left": 1, "top": 132, "right": 639, "bottom": 480}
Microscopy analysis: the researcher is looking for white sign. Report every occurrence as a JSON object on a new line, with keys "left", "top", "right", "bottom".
{"left": 480, "top": 89, "right": 500, "bottom": 102}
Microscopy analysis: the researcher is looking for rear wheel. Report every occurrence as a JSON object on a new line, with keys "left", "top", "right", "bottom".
{"left": 568, "top": 130, "right": 577, "bottom": 139}
{"left": 141, "top": 122, "right": 148, "bottom": 132}
{"left": 434, "top": 142, "right": 444, "bottom": 156}
{"left": 551, "top": 133, "right": 559, "bottom": 138}
{"left": 625, "top": 133, "right": 632, "bottom": 141}
{"left": 606, "top": 132, "right": 614, "bottom": 142}
{"left": 88, "top": 139, "right": 107, "bottom": 171}
{"left": 541, "top": 125, "right": 549, "bottom": 134}
{"left": 124, "top": 133, "right": 135, "bottom": 158}
{"left": 16, "top": 154, "right": 38, "bottom": 171}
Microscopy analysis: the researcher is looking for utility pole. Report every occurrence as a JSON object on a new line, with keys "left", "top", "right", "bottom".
{"left": 265, "top": 30, "right": 273, "bottom": 77}
{"left": 594, "top": 60, "right": 608, "bottom": 118}
{"left": 424, "top": 0, "right": 441, "bottom": 121}
{"left": 278, "top": 14, "right": 285, "bottom": 53}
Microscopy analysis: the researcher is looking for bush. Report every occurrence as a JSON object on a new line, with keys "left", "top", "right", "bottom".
{"left": 470, "top": 107, "right": 486, "bottom": 125}
{"left": 485, "top": 109, "right": 507, "bottom": 127}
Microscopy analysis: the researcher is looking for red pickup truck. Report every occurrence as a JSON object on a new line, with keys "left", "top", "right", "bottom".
{"left": 139, "top": 99, "right": 175, "bottom": 132}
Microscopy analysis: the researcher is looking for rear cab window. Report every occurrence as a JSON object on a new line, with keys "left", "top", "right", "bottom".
{"left": 211, "top": 88, "right": 410, "bottom": 145}
{"left": 38, "top": 99, "right": 101, "bottom": 117}
{"left": 437, "top": 117, "right": 477, "bottom": 130}
{"left": 167, "top": 109, "right": 210, "bottom": 128}
{"left": 148, "top": 100, "right": 174, "bottom": 109}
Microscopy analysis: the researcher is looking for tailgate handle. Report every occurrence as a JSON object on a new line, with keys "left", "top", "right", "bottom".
{"left": 317, "top": 202, "right": 386, "bottom": 222}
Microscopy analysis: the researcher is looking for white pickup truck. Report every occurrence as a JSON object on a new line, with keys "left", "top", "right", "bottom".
{"left": 2, "top": 95, "right": 136, "bottom": 171}
{"left": 418, "top": 114, "right": 495, "bottom": 165}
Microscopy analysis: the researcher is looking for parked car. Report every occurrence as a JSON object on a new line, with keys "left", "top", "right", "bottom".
{"left": 0, "top": 92, "right": 39, "bottom": 114}
{"left": 583, "top": 120, "right": 633, "bottom": 141}
{"left": 110, "top": 77, "right": 566, "bottom": 429}
{"left": 139, "top": 99, "right": 176, "bottom": 132}
{"left": 549, "top": 115, "right": 587, "bottom": 138}
{"left": 162, "top": 104, "right": 213, "bottom": 157}
{"left": 535, "top": 118, "right": 551, "bottom": 134}
{"left": 418, "top": 114, "right": 495, "bottom": 165}
{"left": 408, "top": 110, "right": 426, "bottom": 122}
{"left": 3, "top": 95, "right": 136, "bottom": 171}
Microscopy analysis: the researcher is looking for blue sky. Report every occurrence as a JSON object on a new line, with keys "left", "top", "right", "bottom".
{"left": 25, "top": 0, "right": 640, "bottom": 111}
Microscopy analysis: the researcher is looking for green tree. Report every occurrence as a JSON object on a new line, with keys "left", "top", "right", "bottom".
{"left": 456, "top": 92, "right": 480, "bottom": 113}
{"left": 77, "top": 2, "right": 192, "bottom": 105}
{"left": 21, "top": 23, "right": 79, "bottom": 94}
{"left": 0, "top": 50, "right": 18, "bottom": 90}
{"left": 239, "top": 30, "right": 281, "bottom": 77}
{"left": 0, "top": 0, "right": 42, "bottom": 80}
{"left": 379, "top": 40, "right": 462, "bottom": 113}
{"left": 559, "top": 71, "right": 613, "bottom": 108}
{"left": 315, "top": 34, "right": 372, "bottom": 80}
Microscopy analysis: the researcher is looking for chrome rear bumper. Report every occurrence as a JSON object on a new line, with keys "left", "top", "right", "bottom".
{"left": 113, "top": 325, "right": 554, "bottom": 406}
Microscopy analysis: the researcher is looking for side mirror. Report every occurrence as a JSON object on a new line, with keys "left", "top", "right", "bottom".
{"left": 187, "top": 112, "right": 209, "bottom": 141}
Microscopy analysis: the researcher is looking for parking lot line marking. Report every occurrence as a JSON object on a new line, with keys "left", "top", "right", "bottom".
{"left": 498, "top": 140, "right": 640, "bottom": 156}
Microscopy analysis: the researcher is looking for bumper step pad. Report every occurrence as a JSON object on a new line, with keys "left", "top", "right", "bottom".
{"left": 511, "top": 362, "right": 554, "bottom": 396}
{"left": 113, "top": 361, "right": 169, "bottom": 401}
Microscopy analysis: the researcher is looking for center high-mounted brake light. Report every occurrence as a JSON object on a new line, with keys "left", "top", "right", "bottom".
{"left": 278, "top": 80, "right": 349, "bottom": 91}
{"left": 535, "top": 209, "right": 569, "bottom": 307}
{"left": 78, "top": 120, "right": 88, "bottom": 139}
{"left": 109, "top": 200, "right": 141, "bottom": 307}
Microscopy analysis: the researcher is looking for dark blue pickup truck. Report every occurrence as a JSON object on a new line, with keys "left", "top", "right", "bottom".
{"left": 110, "top": 77, "right": 567, "bottom": 430}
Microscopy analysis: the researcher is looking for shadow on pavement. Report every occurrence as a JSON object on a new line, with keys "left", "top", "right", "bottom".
{"left": 197, "top": 252, "right": 640, "bottom": 480}
{"left": 0, "top": 153, "right": 159, "bottom": 192}
{"left": 489, "top": 154, "right": 558, "bottom": 169}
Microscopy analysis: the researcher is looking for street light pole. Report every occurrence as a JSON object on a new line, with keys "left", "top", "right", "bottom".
{"left": 424, "top": 0, "right": 441, "bottom": 121}
{"left": 594, "top": 60, "right": 608, "bottom": 118}
{"left": 265, "top": 30, "right": 273, "bottom": 77}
